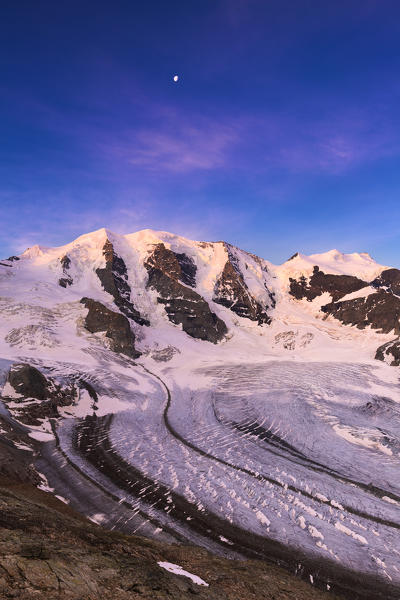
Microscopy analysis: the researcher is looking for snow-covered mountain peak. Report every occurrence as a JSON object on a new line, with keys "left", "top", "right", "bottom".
{"left": 124, "top": 228, "right": 203, "bottom": 253}
{"left": 275, "top": 247, "right": 386, "bottom": 281}
{"left": 20, "top": 244, "right": 50, "bottom": 259}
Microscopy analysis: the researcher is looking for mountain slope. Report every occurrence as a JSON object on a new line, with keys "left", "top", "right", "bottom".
{"left": 1, "top": 229, "right": 400, "bottom": 599}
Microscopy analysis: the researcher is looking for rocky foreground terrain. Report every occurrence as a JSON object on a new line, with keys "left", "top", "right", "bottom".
{"left": 0, "top": 442, "right": 344, "bottom": 600}
{"left": 2, "top": 228, "right": 400, "bottom": 599}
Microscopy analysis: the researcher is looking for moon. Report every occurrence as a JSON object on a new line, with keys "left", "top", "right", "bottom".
{"left": 173, "top": 75, "right": 179, "bottom": 82}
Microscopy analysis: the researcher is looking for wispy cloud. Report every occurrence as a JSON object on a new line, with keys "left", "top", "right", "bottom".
{"left": 271, "top": 113, "right": 398, "bottom": 174}
{"left": 102, "top": 119, "right": 239, "bottom": 174}
{"left": 98, "top": 104, "right": 399, "bottom": 178}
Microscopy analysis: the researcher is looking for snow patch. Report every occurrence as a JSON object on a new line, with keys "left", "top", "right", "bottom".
{"left": 157, "top": 561, "right": 209, "bottom": 586}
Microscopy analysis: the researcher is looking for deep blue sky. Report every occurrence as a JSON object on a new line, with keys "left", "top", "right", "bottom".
{"left": 1, "top": 0, "right": 400, "bottom": 265}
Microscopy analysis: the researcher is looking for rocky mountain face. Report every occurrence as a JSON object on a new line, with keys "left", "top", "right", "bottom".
{"left": 144, "top": 243, "right": 227, "bottom": 343}
{"left": 321, "top": 290, "right": 400, "bottom": 335}
{"left": 286, "top": 257, "right": 400, "bottom": 356}
{"left": 375, "top": 339, "right": 400, "bottom": 366}
{"left": 289, "top": 266, "right": 367, "bottom": 302}
{"left": 213, "top": 244, "right": 273, "bottom": 325}
{"left": 0, "top": 229, "right": 399, "bottom": 367}
{"left": 2, "top": 364, "right": 76, "bottom": 425}
{"left": 2, "top": 231, "right": 400, "bottom": 599}
{"left": 58, "top": 255, "right": 73, "bottom": 288}
{"left": 95, "top": 239, "right": 149, "bottom": 326}
{"left": 81, "top": 296, "right": 141, "bottom": 358}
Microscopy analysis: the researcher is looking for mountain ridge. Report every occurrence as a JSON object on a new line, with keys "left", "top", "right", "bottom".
{"left": 2, "top": 228, "right": 400, "bottom": 598}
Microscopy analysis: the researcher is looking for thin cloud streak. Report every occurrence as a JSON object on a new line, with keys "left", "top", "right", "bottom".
{"left": 114, "top": 122, "right": 238, "bottom": 173}
{"left": 97, "top": 106, "right": 399, "bottom": 178}
{"left": 6, "top": 78, "right": 398, "bottom": 179}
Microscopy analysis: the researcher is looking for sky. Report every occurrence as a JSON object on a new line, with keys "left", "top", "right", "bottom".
{"left": 1, "top": 0, "right": 400, "bottom": 265}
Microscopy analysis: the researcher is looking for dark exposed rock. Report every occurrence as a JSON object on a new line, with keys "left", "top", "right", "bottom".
{"left": 0, "top": 438, "right": 40, "bottom": 485}
{"left": 145, "top": 244, "right": 227, "bottom": 343}
{"left": 175, "top": 252, "right": 197, "bottom": 287}
{"left": 58, "top": 277, "right": 72, "bottom": 288}
{"left": 375, "top": 339, "right": 400, "bottom": 366}
{"left": 372, "top": 269, "right": 400, "bottom": 296}
{"left": 213, "top": 258, "right": 271, "bottom": 325}
{"left": 78, "top": 379, "right": 98, "bottom": 402}
{"left": 149, "top": 271, "right": 227, "bottom": 343}
{"left": 321, "top": 290, "right": 400, "bottom": 335}
{"left": 145, "top": 243, "right": 197, "bottom": 287}
{"left": 96, "top": 240, "right": 149, "bottom": 326}
{"left": 58, "top": 254, "right": 73, "bottom": 288}
{"left": 287, "top": 252, "right": 299, "bottom": 261}
{"left": 289, "top": 266, "right": 368, "bottom": 302}
{"left": 80, "top": 297, "right": 140, "bottom": 358}
{"left": 3, "top": 364, "right": 75, "bottom": 426}
{"left": 288, "top": 264, "right": 400, "bottom": 342}
{"left": 8, "top": 364, "right": 49, "bottom": 401}
{"left": 60, "top": 255, "right": 71, "bottom": 270}
{"left": 6, "top": 256, "right": 20, "bottom": 261}
{"left": 20, "top": 543, "right": 51, "bottom": 559}
{"left": 0, "top": 484, "right": 344, "bottom": 600}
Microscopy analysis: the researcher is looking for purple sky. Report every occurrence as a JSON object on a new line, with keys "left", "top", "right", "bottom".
{"left": 1, "top": 0, "right": 400, "bottom": 265}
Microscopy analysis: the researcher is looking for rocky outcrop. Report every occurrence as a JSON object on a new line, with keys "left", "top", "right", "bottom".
{"left": 2, "top": 364, "right": 75, "bottom": 426}
{"left": 145, "top": 243, "right": 197, "bottom": 288}
{"left": 321, "top": 291, "right": 400, "bottom": 335}
{"left": 0, "top": 255, "right": 20, "bottom": 268}
{"left": 372, "top": 268, "right": 400, "bottom": 295}
{"left": 80, "top": 297, "right": 140, "bottom": 358}
{"left": 287, "top": 265, "right": 400, "bottom": 341}
{"left": 0, "top": 440, "right": 40, "bottom": 485}
{"left": 289, "top": 266, "right": 368, "bottom": 302}
{"left": 145, "top": 244, "right": 227, "bottom": 343}
{"left": 0, "top": 483, "right": 343, "bottom": 600}
{"left": 8, "top": 364, "right": 50, "bottom": 400}
{"left": 58, "top": 255, "right": 73, "bottom": 288}
{"left": 213, "top": 253, "right": 272, "bottom": 325}
{"left": 96, "top": 240, "right": 149, "bottom": 326}
{"left": 375, "top": 339, "right": 400, "bottom": 366}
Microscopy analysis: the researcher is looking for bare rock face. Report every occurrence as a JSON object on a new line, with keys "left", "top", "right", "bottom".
{"left": 2, "top": 364, "right": 75, "bottom": 426}
{"left": 375, "top": 339, "right": 400, "bottom": 366}
{"left": 145, "top": 244, "right": 227, "bottom": 344}
{"left": 0, "top": 255, "right": 20, "bottom": 267}
{"left": 321, "top": 291, "right": 400, "bottom": 335}
{"left": 289, "top": 266, "right": 368, "bottom": 302}
{"left": 96, "top": 240, "right": 149, "bottom": 326}
{"left": 8, "top": 364, "right": 49, "bottom": 400}
{"left": 213, "top": 251, "right": 272, "bottom": 325}
{"left": 288, "top": 265, "right": 400, "bottom": 340}
{"left": 372, "top": 268, "right": 400, "bottom": 295}
{"left": 81, "top": 297, "right": 140, "bottom": 358}
{"left": 0, "top": 442, "right": 41, "bottom": 484}
{"left": 145, "top": 243, "right": 197, "bottom": 287}
{"left": 58, "top": 254, "right": 73, "bottom": 288}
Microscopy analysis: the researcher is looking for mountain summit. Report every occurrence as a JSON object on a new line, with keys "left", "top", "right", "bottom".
{"left": 0, "top": 228, "right": 399, "bottom": 363}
